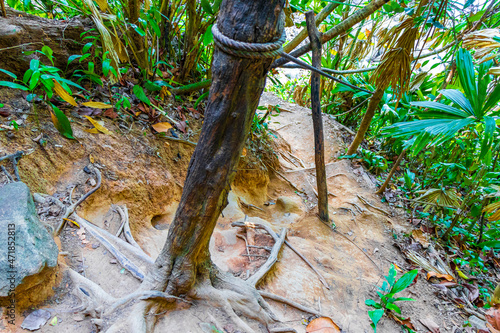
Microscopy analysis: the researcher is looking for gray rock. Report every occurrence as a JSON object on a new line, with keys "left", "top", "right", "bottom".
{"left": 468, "top": 315, "right": 487, "bottom": 331}
{"left": 20, "top": 309, "right": 51, "bottom": 331}
{"left": 0, "top": 182, "right": 58, "bottom": 297}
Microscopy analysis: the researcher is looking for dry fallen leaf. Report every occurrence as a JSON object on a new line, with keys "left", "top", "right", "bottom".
{"left": 82, "top": 101, "right": 113, "bottom": 109}
{"left": 427, "top": 271, "right": 455, "bottom": 282}
{"left": 487, "top": 306, "right": 500, "bottom": 331}
{"left": 152, "top": 122, "right": 173, "bottom": 133}
{"left": 412, "top": 229, "right": 430, "bottom": 248}
{"left": 53, "top": 79, "right": 77, "bottom": 106}
{"left": 419, "top": 317, "right": 440, "bottom": 333}
{"left": 306, "top": 317, "right": 341, "bottom": 333}
{"left": 84, "top": 116, "right": 113, "bottom": 135}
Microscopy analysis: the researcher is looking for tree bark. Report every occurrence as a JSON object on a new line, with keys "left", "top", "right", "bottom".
{"left": 347, "top": 87, "right": 384, "bottom": 155}
{"left": 0, "top": 9, "right": 94, "bottom": 77}
{"left": 306, "top": 11, "right": 329, "bottom": 224}
{"left": 376, "top": 149, "right": 406, "bottom": 195}
{"left": 144, "top": 0, "right": 285, "bottom": 296}
{"left": 0, "top": 0, "right": 6, "bottom": 18}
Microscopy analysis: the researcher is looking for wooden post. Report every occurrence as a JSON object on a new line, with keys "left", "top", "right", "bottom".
{"left": 306, "top": 11, "right": 329, "bottom": 224}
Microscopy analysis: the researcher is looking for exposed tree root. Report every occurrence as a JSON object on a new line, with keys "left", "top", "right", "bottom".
{"left": 232, "top": 221, "right": 330, "bottom": 290}
{"left": 258, "top": 291, "right": 324, "bottom": 317}
{"left": 247, "top": 228, "right": 287, "bottom": 287}
{"left": 55, "top": 164, "right": 102, "bottom": 236}
{"left": 42, "top": 166, "right": 330, "bottom": 332}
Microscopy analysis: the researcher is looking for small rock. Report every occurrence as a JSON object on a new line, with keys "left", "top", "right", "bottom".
{"left": 88, "top": 178, "right": 96, "bottom": 186}
{"left": 92, "top": 243, "right": 100, "bottom": 249}
{"left": 21, "top": 309, "right": 51, "bottom": 331}
{"left": 275, "top": 196, "right": 301, "bottom": 214}
{"left": 469, "top": 315, "right": 487, "bottom": 331}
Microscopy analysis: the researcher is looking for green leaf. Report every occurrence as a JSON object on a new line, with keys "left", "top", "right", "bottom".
{"left": 133, "top": 85, "right": 151, "bottom": 106}
{"left": 29, "top": 71, "right": 40, "bottom": 90}
{"left": 478, "top": 240, "right": 500, "bottom": 248}
{"left": 368, "top": 309, "right": 385, "bottom": 333}
{"left": 385, "top": 264, "right": 397, "bottom": 288}
{"left": 23, "top": 69, "right": 33, "bottom": 84}
{"left": 203, "top": 25, "right": 214, "bottom": 45}
{"left": 0, "top": 68, "right": 17, "bottom": 79}
{"left": 391, "top": 270, "right": 418, "bottom": 294}
{"left": 41, "top": 45, "right": 54, "bottom": 65}
{"left": 51, "top": 105, "right": 75, "bottom": 139}
{"left": 200, "top": 0, "right": 213, "bottom": 14}
{"left": 68, "top": 55, "right": 82, "bottom": 64}
{"left": 386, "top": 303, "right": 401, "bottom": 314}
{"left": 212, "top": 0, "right": 223, "bottom": 12}
{"left": 30, "top": 59, "right": 39, "bottom": 71}
{"left": 480, "top": 116, "right": 496, "bottom": 160}
{"left": 82, "top": 42, "right": 93, "bottom": 54}
{"left": 456, "top": 49, "right": 479, "bottom": 113}
{"left": 0, "top": 81, "right": 29, "bottom": 91}
{"left": 392, "top": 297, "right": 416, "bottom": 302}
{"left": 484, "top": 83, "right": 500, "bottom": 113}
{"left": 365, "top": 299, "right": 382, "bottom": 309}
{"left": 410, "top": 101, "right": 469, "bottom": 118}
{"left": 438, "top": 90, "right": 475, "bottom": 116}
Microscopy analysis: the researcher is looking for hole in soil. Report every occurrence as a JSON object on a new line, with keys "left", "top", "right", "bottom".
{"left": 151, "top": 214, "right": 170, "bottom": 230}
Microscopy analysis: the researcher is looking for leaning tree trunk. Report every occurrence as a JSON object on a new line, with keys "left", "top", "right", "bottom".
{"left": 0, "top": 8, "right": 94, "bottom": 78}
{"left": 347, "top": 87, "right": 384, "bottom": 155}
{"left": 144, "top": 0, "right": 285, "bottom": 296}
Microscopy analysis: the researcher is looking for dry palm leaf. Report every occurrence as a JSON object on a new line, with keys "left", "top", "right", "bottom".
{"left": 413, "top": 188, "right": 461, "bottom": 212}
{"left": 371, "top": 18, "right": 418, "bottom": 99}
{"left": 484, "top": 185, "right": 500, "bottom": 221}
{"left": 463, "top": 29, "right": 500, "bottom": 63}
{"left": 409, "top": 71, "right": 428, "bottom": 92}
{"left": 82, "top": 0, "right": 123, "bottom": 80}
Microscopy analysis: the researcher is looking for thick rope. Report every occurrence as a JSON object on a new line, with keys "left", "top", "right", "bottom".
{"left": 212, "top": 23, "right": 286, "bottom": 59}
{"left": 211, "top": 21, "right": 372, "bottom": 93}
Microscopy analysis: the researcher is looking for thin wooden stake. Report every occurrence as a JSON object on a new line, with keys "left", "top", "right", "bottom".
{"left": 306, "top": 11, "right": 329, "bottom": 224}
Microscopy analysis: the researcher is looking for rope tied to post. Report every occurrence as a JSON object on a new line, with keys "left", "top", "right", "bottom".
{"left": 211, "top": 21, "right": 372, "bottom": 94}
{"left": 212, "top": 23, "right": 286, "bottom": 59}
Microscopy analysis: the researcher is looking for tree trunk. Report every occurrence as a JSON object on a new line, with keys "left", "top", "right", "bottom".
{"left": 0, "top": 8, "right": 94, "bottom": 77}
{"left": 306, "top": 11, "right": 329, "bottom": 224}
{"left": 347, "top": 87, "right": 384, "bottom": 155}
{"left": 128, "top": 0, "right": 148, "bottom": 70}
{"left": 144, "top": 0, "right": 284, "bottom": 296}
{"left": 376, "top": 149, "right": 406, "bottom": 195}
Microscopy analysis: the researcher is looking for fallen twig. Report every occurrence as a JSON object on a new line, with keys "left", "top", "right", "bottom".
{"left": 164, "top": 136, "right": 197, "bottom": 147}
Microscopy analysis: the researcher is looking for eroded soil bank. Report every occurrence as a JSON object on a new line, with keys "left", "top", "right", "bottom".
{"left": 1, "top": 91, "right": 460, "bottom": 332}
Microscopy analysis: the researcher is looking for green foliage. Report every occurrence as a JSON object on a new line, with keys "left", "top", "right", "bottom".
{"left": 366, "top": 265, "right": 417, "bottom": 332}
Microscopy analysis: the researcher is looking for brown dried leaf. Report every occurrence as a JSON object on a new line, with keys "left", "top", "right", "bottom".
{"left": 306, "top": 317, "right": 341, "bottom": 333}
{"left": 152, "top": 122, "right": 173, "bottom": 133}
